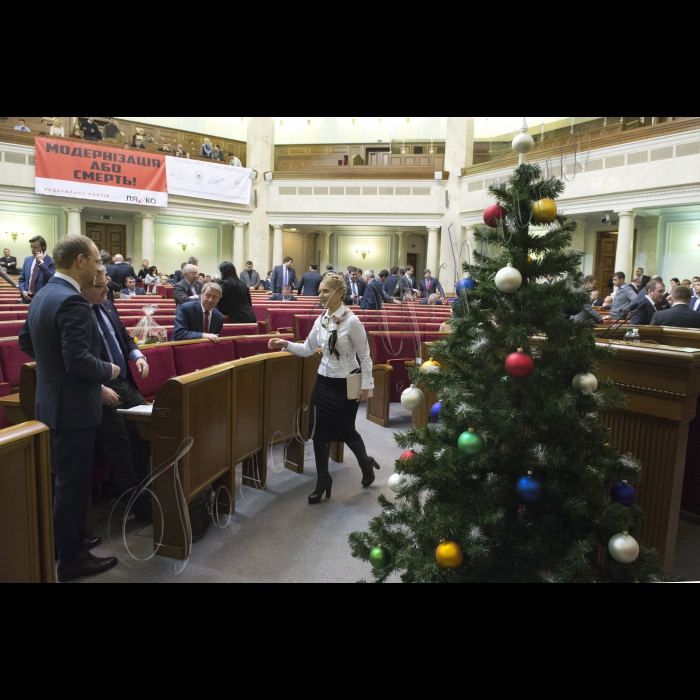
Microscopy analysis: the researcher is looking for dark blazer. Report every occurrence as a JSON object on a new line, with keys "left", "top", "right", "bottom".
{"left": 631, "top": 297, "right": 659, "bottom": 326}
{"left": 299, "top": 272, "right": 323, "bottom": 297}
{"left": 18, "top": 277, "right": 113, "bottom": 430}
{"left": 592, "top": 299, "right": 605, "bottom": 307}
{"left": 173, "top": 301, "right": 225, "bottom": 341}
{"left": 137, "top": 268, "right": 150, "bottom": 281}
{"left": 121, "top": 288, "right": 147, "bottom": 298}
{"left": 263, "top": 279, "right": 272, "bottom": 291}
{"left": 345, "top": 278, "right": 367, "bottom": 306}
{"left": 174, "top": 279, "right": 204, "bottom": 306}
{"left": 18, "top": 255, "right": 56, "bottom": 301}
{"left": 398, "top": 275, "right": 416, "bottom": 299}
{"left": 383, "top": 275, "right": 400, "bottom": 297}
{"left": 82, "top": 121, "right": 102, "bottom": 141}
{"left": 640, "top": 275, "right": 652, "bottom": 289}
{"left": 268, "top": 294, "right": 297, "bottom": 302}
{"left": 637, "top": 285, "right": 669, "bottom": 311}
{"left": 270, "top": 265, "right": 300, "bottom": 294}
{"left": 1, "top": 256, "right": 18, "bottom": 275}
{"left": 172, "top": 270, "right": 185, "bottom": 285}
{"left": 217, "top": 280, "right": 257, "bottom": 324}
{"left": 419, "top": 278, "right": 445, "bottom": 298}
{"left": 651, "top": 304, "right": 700, "bottom": 329}
{"left": 361, "top": 279, "right": 385, "bottom": 310}
{"left": 110, "top": 263, "right": 138, "bottom": 288}
{"left": 95, "top": 300, "right": 140, "bottom": 385}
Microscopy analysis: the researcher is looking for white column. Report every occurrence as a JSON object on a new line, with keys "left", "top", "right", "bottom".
{"left": 397, "top": 231, "right": 409, "bottom": 268}
{"left": 615, "top": 211, "right": 636, "bottom": 281}
{"left": 273, "top": 225, "right": 284, "bottom": 267}
{"left": 426, "top": 227, "right": 440, "bottom": 273}
{"left": 66, "top": 207, "right": 83, "bottom": 237}
{"left": 320, "top": 231, "right": 331, "bottom": 270}
{"left": 464, "top": 225, "right": 476, "bottom": 267}
{"left": 247, "top": 117, "right": 275, "bottom": 274}
{"left": 233, "top": 222, "right": 246, "bottom": 271}
{"left": 141, "top": 214, "right": 155, "bottom": 267}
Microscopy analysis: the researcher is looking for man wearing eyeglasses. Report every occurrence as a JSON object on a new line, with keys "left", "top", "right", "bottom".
{"left": 20, "top": 235, "right": 121, "bottom": 583}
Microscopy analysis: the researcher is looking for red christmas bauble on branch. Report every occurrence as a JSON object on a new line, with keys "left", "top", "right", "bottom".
{"left": 400, "top": 450, "right": 418, "bottom": 462}
{"left": 505, "top": 349, "right": 535, "bottom": 379}
{"left": 483, "top": 205, "right": 507, "bottom": 228}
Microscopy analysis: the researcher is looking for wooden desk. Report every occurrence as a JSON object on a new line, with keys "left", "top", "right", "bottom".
{"left": 0, "top": 394, "right": 28, "bottom": 426}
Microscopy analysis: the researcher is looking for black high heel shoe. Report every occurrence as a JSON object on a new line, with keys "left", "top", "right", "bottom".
{"left": 309, "top": 476, "right": 333, "bottom": 505}
{"left": 361, "top": 459, "right": 381, "bottom": 488}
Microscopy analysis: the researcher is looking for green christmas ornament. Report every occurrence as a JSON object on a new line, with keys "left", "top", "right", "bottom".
{"left": 369, "top": 546, "right": 392, "bottom": 570}
{"left": 458, "top": 429, "right": 485, "bottom": 456}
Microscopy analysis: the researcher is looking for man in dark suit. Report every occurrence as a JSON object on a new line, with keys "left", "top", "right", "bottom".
{"left": 361, "top": 271, "right": 399, "bottom": 310}
{"left": 419, "top": 270, "right": 445, "bottom": 299}
{"left": 263, "top": 272, "right": 273, "bottom": 291}
{"left": 1, "top": 249, "right": 18, "bottom": 275}
{"left": 268, "top": 286, "right": 298, "bottom": 302}
{"left": 173, "top": 284, "right": 225, "bottom": 341}
{"left": 345, "top": 267, "right": 367, "bottom": 306}
{"left": 651, "top": 285, "right": 700, "bottom": 328}
{"left": 81, "top": 117, "right": 102, "bottom": 142}
{"left": 19, "top": 235, "right": 120, "bottom": 583}
{"left": 298, "top": 264, "right": 323, "bottom": 296}
{"left": 398, "top": 267, "right": 418, "bottom": 300}
{"left": 84, "top": 267, "right": 152, "bottom": 507}
{"left": 631, "top": 280, "right": 666, "bottom": 325}
{"left": 382, "top": 267, "right": 400, "bottom": 298}
{"left": 271, "top": 257, "right": 300, "bottom": 295}
{"left": 120, "top": 276, "right": 147, "bottom": 298}
{"left": 18, "top": 236, "right": 55, "bottom": 303}
{"left": 635, "top": 275, "right": 669, "bottom": 311}
{"left": 174, "top": 264, "right": 204, "bottom": 306}
{"left": 109, "top": 255, "right": 137, "bottom": 288}
{"left": 636, "top": 268, "right": 652, "bottom": 290}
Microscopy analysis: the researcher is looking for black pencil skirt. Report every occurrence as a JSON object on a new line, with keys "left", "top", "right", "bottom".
{"left": 309, "top": 375, "right": 361, "bottom": 443}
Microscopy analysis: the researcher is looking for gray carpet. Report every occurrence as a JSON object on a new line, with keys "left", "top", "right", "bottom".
{"left": 75, "top": 405, "right": 700, "bottom": 584}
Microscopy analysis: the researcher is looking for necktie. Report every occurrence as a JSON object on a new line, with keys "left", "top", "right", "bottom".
{"left": 204, "top": 311, "right": 210, "bottom": 334}
{"left": 93, "top": 305, "right": 127, "bottom": 378}
{"left": 29, "top": 260, "right": 40, "bottom": 294}
{"left": 284, "top": 269, "right": 289, "bottom": 287}
{"left": 427, "top": 280, "right": 431, "bottom": 291}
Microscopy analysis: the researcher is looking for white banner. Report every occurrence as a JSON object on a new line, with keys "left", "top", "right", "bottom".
{"left": 35, "top": 178, "right": 168, "bottom": 207}
{"left": 165, "top": 157, "right": 253, "bottom": 205}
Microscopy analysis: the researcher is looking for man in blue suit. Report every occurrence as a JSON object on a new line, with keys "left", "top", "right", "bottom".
{"left": 173, "top": 284, "right": 226, "bottom": 342}
{"left": 268, "top": 286, "right": 298, "bottom": 302}
{"left": 362, "top": 271, "right": 401, "bottom": 310}
{"left": 19, "top": 235, "right": 120, "bottom": 583}
{"left": 632, "top": 280, "right": 667, "bottom": 325}
{"left": 270, "top": 257, "right": 300, "bottom": 294}
{"left": 298, "top": 264, "right": 323, "bottom": 296}
{"left": 419, "top": 270, "right": 445, "bottom": 299}
{"left": 120, "top": 276, "right": 147, "bottom": 298}
{"left": 651, "top": 285, "right": 700, "bottom": 328}
{"left": 18, "top": 235, "right": 55, "bottom": 303}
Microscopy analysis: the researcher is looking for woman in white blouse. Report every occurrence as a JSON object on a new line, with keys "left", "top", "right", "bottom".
{"left": 50, "top": 118, "right": 65, "bottom": 137}
{"left": 269, "top": 273, "right": 380, "bottom": 504}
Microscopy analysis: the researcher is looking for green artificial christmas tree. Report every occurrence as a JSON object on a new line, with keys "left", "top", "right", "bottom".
{"left": 350, "top": 159, "right": 666, "bottom": 584}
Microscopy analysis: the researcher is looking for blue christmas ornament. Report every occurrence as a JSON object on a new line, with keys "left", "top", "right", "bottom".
{"left": 611, "top": 481, "right": 636, "bottom": 508}
{"left": 516, "top": 473, "right": 542, "bottom": 502}
{"left": 430, "top": 402, "right": 443, "bottom": 423}
{"left": 457, "top": 278, "right": 476, "bottom": 293}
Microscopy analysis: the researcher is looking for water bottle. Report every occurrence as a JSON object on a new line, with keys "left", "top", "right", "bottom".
{"left": 625, "top": 328, "right": 641, "bottom": 343}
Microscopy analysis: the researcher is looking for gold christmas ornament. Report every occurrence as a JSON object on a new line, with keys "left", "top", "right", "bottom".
{"left": 436, "top": 541, "right": 465, "bottom": 569}
{"left": 532, "top": 199, "right": 558, "bottom": 224}
{"left": 421, "top": 358, "right": 441, "bottom": 373}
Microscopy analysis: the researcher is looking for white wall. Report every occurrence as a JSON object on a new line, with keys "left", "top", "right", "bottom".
{"left": 153, "top": 219, "right": 221, "bottom": 279}
{"left": 0, "top": 204, "right": 64, "bottom": 258}
{"left": 663, "top": 219, "right": 700, "bottom": 282}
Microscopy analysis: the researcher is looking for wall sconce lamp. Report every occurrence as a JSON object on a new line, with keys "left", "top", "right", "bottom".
{"left": 5, "top": 232, "right": 25, "bottom": 243}
{"left": 178, "top": 241, "right": 194, "bottom": 252}
{"left": 356, "top": 250, "right": 370, "bottom": 260}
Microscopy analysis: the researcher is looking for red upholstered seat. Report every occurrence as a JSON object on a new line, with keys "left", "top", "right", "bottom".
{"left": 0, "top": 305, "right": 28, "bottom": 312}
{"left": 0, "top": 339, "right": 33, "bottom": 389}
{"left": 0, "top": 313, "right": 20, "bottom": 321}
{"left": 172, "top": 341, "right": 236, "bottom": 376}
{"left": 233, "top": 334, "right": 294, "bottom": 359}
{"left": 0, "top": 322, "right": 24, "bottom": 338}
{"left": 129, "top": 346, "right": 176, "bottom": 402}
{"left": 268, "top": 308, "right": 320, "bottom": 332}
{"left": 369, "top": 333, "right": 422, "bottom": 403}
{"left": 221, "top": 324, "right": 259, "bottom": 337}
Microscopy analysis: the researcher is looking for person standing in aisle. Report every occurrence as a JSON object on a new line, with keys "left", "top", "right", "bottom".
{"left": 268, "top": 273, "right": 380, "bottom": 505}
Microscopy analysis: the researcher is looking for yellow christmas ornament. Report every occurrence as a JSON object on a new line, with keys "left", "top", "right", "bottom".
{"left": 436, "top": 541, "right": 464, "bottom": 569}
{"left": 532, "top": 198, "right": 558, "bottom": 224}
{"left": 421, "top": 358, "right": 441, "bottom": 374}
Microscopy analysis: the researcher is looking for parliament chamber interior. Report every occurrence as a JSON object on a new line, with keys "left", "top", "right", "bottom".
{"left": 1, "top": 116, "right": 699, "bottom": 584}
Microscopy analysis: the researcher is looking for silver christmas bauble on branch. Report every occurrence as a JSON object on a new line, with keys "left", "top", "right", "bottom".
{"left": 495, "top": 263, "right": 523, "bottom": 294}
{"left": 572, "top": 372, "right": 599, "bottom": 393}
{"left": 512, "top": 119, "right": 535, "bottom": 155}
{"left": 388, "top": 473, "right": 407, "bottom": 493}
{"left": 401, "top": 386, "right": 425, "bottom": 412}
{"left": 608, "top": 533, "right": 640, "bottom": 564}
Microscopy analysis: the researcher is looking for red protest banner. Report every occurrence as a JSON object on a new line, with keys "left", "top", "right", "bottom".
{"left": 34, "top": 138, "right": 168, "bottom": 207}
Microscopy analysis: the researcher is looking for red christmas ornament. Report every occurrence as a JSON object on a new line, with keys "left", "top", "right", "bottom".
{"left": 483, "top": 205, "right": 507, "bottom": 228}
{"left": 505, "top": 349, "right": 535, "bottom": 379}
{"left": 400, "top": 450, "right": 418, "bottom": 462}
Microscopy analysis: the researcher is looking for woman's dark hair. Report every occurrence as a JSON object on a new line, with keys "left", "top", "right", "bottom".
{"left": 219, "top": 261, "right": 247, "bottom": 293}
{"left": 671, "top": 278, "right": 680, "bottom": 285}
{"left": 149, "top": 266, "right": 158, "bottom": 275}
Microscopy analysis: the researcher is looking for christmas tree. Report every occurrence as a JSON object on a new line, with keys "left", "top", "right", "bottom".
{"left": 350, "top": 156, "right": 666, "bottom": 584}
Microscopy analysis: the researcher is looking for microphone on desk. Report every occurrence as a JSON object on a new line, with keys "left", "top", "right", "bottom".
{"left": 600, "top": 307, "right": 636, "bottom": 340}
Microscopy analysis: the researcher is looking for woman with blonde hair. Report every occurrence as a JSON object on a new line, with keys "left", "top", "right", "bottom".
{"left": 200, "top": 138, "right": 214, "bottom": 159}
{"left": 50, "top": 118, "right": 65, "bottom": 137}
{"left": 269, "top": 273, "right": 380, "bottom": 504}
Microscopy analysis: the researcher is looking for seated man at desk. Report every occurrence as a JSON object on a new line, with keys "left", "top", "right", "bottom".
{"left": 268, "top": 285, "right": 297, "bottom": 302}
{"left": 1, "top": 249, "right": 18, "bottom": 276}
{"left": 120, "top": 276, "right": 146, "bottom": 299}
{"left": 173, "top": 283, "right": 225, "bottom": 343}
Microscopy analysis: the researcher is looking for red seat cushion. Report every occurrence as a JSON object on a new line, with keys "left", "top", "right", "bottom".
{"left": 172, "top": 341, "right": 235, "bottom": 376}
{"left": 0, "top": 339, "right": 33, "bottom": 389}
{"left": 0, "top": 322, "right": 24, "bottom": 338}
{"left": 0, "top": 313, "right": 19, "bottom": 321}
{"left": 370, "top": 334, "right": 424, "bottom": 403}
{"left": 221, "top": 324, "right": 259, "bottom": 337}
{"left": 233, "top": 334, "right": 294, "bottom": 359}
{"left": 129, "top": 346, "right": 176, "bottom": 403}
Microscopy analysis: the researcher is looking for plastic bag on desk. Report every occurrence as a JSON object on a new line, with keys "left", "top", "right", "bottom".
{"left": 132, "top": 305, "right": 168, "bottom": 346}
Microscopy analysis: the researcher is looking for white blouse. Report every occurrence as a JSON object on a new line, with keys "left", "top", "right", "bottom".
{"left": 283, "top": 305, "right": 375, "bottom": 390}
{"left": 50, "top": 126, "right": 65, "bottom": 137}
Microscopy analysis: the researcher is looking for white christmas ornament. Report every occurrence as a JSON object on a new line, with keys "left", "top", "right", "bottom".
{"left": 401, "top": 386, "right": 425, "bottom": 412}
{"left": 512, "top": 119, "right": 535, "bottom": 155}
{"left": 495, "top": 264, "right": 523, "bottom": 294}
{"left": 608, "top": 533, "right": 640, "bottom": 564}
{"left": 388, "top": 473, "right": 407, "bottom": 493}
{"left": 572, "top": 372, "right": 599, "bottom": 393}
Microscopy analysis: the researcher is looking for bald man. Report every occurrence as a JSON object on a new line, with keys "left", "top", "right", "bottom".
{"left": 109, "top": 254, "right": 137, "bottom": 289}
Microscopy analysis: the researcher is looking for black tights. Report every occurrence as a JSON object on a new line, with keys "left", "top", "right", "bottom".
{"left": 313, "top": 431, "right": 369, "bottom": 478}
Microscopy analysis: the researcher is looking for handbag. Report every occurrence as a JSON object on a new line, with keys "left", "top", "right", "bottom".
{"left": 347, "top": 370, "right": 373, "bottom": 400}
{"left": 189, "top": 487, "right": 215, "bottom": 543}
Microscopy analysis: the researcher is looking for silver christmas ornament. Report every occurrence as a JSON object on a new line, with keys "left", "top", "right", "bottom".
{"left": 512, "top": 119, "right": 535, "bottom": 155}
{"left": 572, "top": 372, "right": 599, "bottom": 393}
{"left": 401, "top": 386, "right": 425, "bottom": 412}
{"left": 608, "top": 533, "right": 640, "bottom": 564}
{"left": 388, "top": 473, "right": 407, "bottom": 493}
{"left": 495, "top": 263, "right": 523, "bottom": 294}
